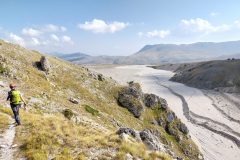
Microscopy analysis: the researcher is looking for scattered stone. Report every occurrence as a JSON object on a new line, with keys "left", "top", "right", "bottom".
{"left": 125, "top": 153, "right": 133, "bottom": 160}
{"left": 198, "top": 154, "right": 204, "bottom": 160}
{"left": 0, "top": 144, "right": 7, "bottom": 148}
{"left": 11, "top": 144, "right": 18, "bottom": 148}
{"left": 69, "top": 97, "right": 80, "bottom": 104}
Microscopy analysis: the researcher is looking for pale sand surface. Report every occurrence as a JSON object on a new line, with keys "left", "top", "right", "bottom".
{"left": 90, "top": 65, "right": 240, "bottom": 160}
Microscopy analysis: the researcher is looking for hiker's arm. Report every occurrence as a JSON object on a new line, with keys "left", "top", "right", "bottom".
{"left": 20, "top": 95, "right": 26, "bottom": 105}
{"left": 6, "top": 92, "right": 10, "bottom": 101}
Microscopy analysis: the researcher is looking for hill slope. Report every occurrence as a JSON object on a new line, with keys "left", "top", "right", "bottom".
{"left": 0, "top": 40, "right": 201, "bottom": 160}
{"left": 152, "top": 59, "right": 240, "bottom": 92}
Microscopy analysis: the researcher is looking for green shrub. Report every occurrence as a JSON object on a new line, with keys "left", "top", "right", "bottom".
{"left": 0, "top": 64, "right": 9, "bottom": 74}
{"left": 84, "top": 105, "right": 99, "bottom": 116}
{"left": 62, "top": 109, "right": 74, "bottom": 120}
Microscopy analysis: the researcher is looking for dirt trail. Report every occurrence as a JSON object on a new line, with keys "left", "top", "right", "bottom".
{"left": 0, "top": 114, "right": 16, "bottom": 160}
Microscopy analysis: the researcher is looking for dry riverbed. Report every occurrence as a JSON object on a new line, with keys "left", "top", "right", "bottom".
{"left": 90, "top": 65, "right": 240, "bottom": 160}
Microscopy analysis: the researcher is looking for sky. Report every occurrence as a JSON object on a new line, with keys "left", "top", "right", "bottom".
{"left": 1, "top": 0, "right": 240, "bottom": 56}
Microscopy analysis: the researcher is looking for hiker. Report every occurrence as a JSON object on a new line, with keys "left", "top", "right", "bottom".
{"left": 6, "top": 84, "right": 26, "bottom": 125}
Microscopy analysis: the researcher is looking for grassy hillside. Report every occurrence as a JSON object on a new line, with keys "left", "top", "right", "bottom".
{"left": 0, "top": 40, "right": 201, "bottom": 160}
{"left": 167, "top": 60, "right": 240, "bottom": 92}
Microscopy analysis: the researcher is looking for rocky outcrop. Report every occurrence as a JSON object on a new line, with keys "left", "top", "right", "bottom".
{"left": 144, "top": 93, "right": 160, "bottom": 108}
{"left": 118, "top": 83, "right": 144, "bottom": 118}
{"left": 118, "top": 83, "right": 169, "bottom": 118}
{"left": 117, "top": 127, "right": 141, "bottom": 141}
{"left": 177, "top": 123, "right": 189, "bottom": 134}
{"left": 159, "top": 97, "right": 168, "bottom": 109}
{"left": 117, "top": 82, "right": 190, "bottom": 139}
{"left": 117, "top": 127, "right": 164, "bottom": 151}
{"left": 40, "top": 56, "right": 51, "bottom": 73}
{"left": 166, "top": 111, "right": 176, "bottom": 123}
{"left": 139, "top": 129, "right": 164, "bottom": 151}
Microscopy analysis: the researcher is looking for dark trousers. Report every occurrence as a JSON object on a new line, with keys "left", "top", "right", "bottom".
{"left": 10, "top": 104, "right": 21, "bottom": 125}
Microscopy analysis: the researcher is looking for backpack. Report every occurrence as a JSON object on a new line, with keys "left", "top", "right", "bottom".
{"left": 9, "top": 90, "right": 21, "bottom": 105}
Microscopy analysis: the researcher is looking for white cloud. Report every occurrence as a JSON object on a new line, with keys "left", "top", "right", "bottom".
{"left": 9, "top": 33, "right": 25, "bottom": 46}
{"left": 146, "top": 30, "right": 170, "bottom": 38}
{"left": 234, "top": 20, "right": 240, "bottom": 28}
{"left": 60, "top": 26, "right": 67, "bottom": 32}
{"left": 137, "top": 32, "right": 144, "bottom": 37}
{"left": 61, "top": 35, "right": 73, "bottom": 44}
{"left": 210, "top": 12, "right": 219, "bottom": 17}
{"left": 50, "top": 34, "right": 60, "bottom": 41}
{"left": 78, "top": 19, "right": 129, "bottom": 33}
{"left": 31, "top": 37, "right": 41, "bottom": 46}
{"left": 181, "top": 18, "right": 230, "bottom": 34}
{"left": 22, "top": 28, "right": 42, "bottom": 37}
{"left": 43, "top": 24, "right": 67, "bottom": 32}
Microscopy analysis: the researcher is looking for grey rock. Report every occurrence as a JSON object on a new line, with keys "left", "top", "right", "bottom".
{"left": 198, "top": 154, "right": 204, "bottom": 160}
{"left": 125, "top": 153, "right": 133, "bottom": 160}
{"left": 69, "top": 97, "right": 80, "bottom": 104}
{"left": 166, "top": 112, "right": 175, "bottom": 123}
{"left": 117, "top": 127, "right": 141, "bottom": 141}
{"left": 118, "top": 93, "right": 144, "bottom": 118}
{"left": 144, "top": 93, "right": 160, "bottom": 108}
{"left": 167, "top": 125, "right": 177, "bottom": 136}
{"left": 40, "top": 56, "right": 50, "bottom": 73}
{"left": 156, "top": 117, "right": 167, "bottom": 128}
{"left": 159, "top": 97, "right": 168, "bottom": 109}
{"left": 177, "top": 123, "right": 189, "bottom": 134}
{"left": 118, "top": 84, "right": 144, "bottom": 118}
{"left": 139, "top": 129, "right": 164, "bottom": 151}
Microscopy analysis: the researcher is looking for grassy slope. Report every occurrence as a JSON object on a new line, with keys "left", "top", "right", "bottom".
{"left": 0, "top": 40, "right": 199, "bottom": 160}
{"left": 170, "top": 60, "right": 240, "bottom": 90}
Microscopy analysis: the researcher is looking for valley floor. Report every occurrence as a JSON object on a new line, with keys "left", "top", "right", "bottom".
{"left": 90, "top": 65, "right": 240, "bottom": 160}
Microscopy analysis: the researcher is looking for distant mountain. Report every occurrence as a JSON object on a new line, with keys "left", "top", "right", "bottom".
{"left": 52, "top": 52, "right": 124, "bottom": 64}
{"left": 217, "top": 53, "right": 240, "bottom": 60}
{"left": 52, "top": 40, "right": 240, "bottom": 65}
{"left": 58, "top": 52, "right": 91, "bottom": 61}
{"left": 115, "top": 40, "right": 240, "bottom": 64}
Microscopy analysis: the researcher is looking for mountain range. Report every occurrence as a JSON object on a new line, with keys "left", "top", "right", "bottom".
{"left": 53, "top": 40, "right": 240, "bottom": 65}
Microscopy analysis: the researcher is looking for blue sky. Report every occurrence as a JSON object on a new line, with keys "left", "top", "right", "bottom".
{"left": 1, "top": 0, "right": 240, "bottom": 55}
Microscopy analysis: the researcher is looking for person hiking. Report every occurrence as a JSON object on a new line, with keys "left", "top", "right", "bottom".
{"left": 6, "top": 84, "right": 26, "bottom": 125}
